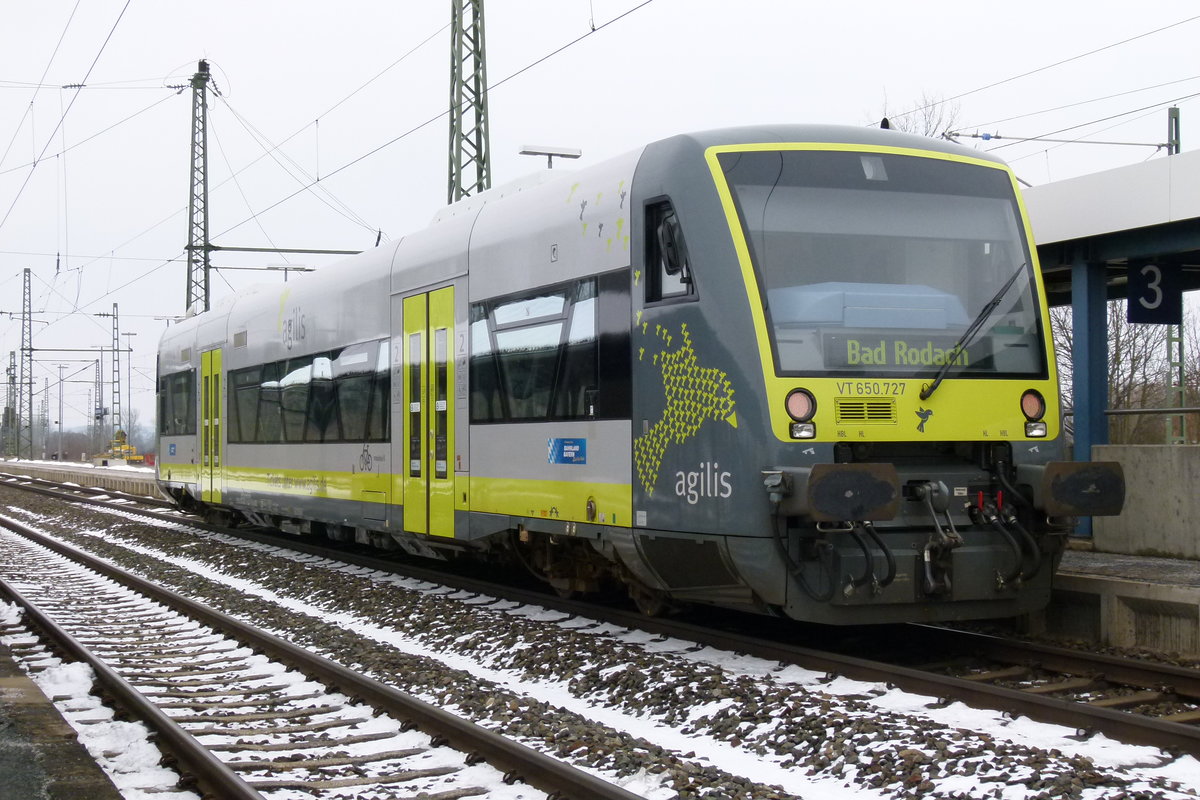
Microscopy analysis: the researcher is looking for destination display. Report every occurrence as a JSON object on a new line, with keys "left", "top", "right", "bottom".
{"left": 822, "top": 333, "right": 990, "bottom": 370}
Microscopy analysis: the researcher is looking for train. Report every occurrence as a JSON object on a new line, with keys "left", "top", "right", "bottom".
{"left": 156, "top": 124, "right": 1124, "bottom": 625}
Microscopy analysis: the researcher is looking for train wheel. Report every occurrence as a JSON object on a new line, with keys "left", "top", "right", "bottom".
{"left": 628, "top": 583, "right": 673, "bottom": 617}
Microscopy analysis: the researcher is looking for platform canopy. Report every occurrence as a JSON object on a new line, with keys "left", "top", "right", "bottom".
{"left": 1022, "top": 149, "right": 1199, "bottom": 536}
{"left": 1026, "top": 148, "right": 1200, "bottom": 308}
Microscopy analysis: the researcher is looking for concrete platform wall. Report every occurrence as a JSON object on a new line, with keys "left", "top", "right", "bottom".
{"left": 1092, "top": 444, "right": 1199, "bottom": 560}
{"left": 0, "top": 460, "right": 158, "bottom": 498}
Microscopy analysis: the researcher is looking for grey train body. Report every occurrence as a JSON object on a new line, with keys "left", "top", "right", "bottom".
{"left": 157, "top": 124, "right": 1123, "bottom": 625}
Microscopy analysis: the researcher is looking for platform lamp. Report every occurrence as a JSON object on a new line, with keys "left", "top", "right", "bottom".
{"left": 519, "top": 145, "right": 582, "bottom": 169}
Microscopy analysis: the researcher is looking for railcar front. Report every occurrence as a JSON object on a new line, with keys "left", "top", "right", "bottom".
{"left": 622, "top": 126, "right": 1123, "bottom": 624}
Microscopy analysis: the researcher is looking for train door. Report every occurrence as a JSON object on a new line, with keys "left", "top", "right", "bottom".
{"left": 400, "top": 287, "right": 455, "bottom": 537}
{"left": 200, "top": 348, "right": 223, "bottom": 503}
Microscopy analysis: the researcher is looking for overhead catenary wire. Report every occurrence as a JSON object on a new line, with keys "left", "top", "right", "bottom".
{"left": 0, "top": 93, "right": 177, "bottom": 178}
{"left": 32, "top": 0, "right": 660, "bottom": 336}
{"left": 0, "top": 0, "right": 132, "bottom": 239}
{"left": 983, "top": 90, "right": 1200, "bottom": 153}
{"left": 891, "top": 13, "right": 1200, "bottom": 123}
{"left": 0, "top": 0, "right": 82, "bottom": 173}
{"left": 193, "top": 21, "right": 451, "bottom": 238}
{"left": 5, "top": 22, "right": 453, "bottom": 317}
{"left": 209, "top": 117, "right": 293, "bottom": 264}
{"left": 214, "top": 0, "right": 658, "bottom": 242}
{"left": 1003, "top": 104, "right": 1185, "bottom": 169}
{"left": 958, "top": 74, "right": 1200, "bottom": 132}
{"left": 217, "top": 96, "right": 379, "bottom": 236}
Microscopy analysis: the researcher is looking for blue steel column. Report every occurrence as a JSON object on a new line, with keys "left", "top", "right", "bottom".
{"left": 1071, "top": 255, "right": 1108, "bottom": 537}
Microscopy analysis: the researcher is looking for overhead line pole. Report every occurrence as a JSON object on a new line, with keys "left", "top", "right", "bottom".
{"left": 448, "top": 0, "right": 491, "bottom": 203}
{"left": 1165, "top": 106, "right": 1186, "bottom": 444}
{"left": 186, "top": 60, "right": 212, "bottom": 313}
{"left": 19, "top": 268, "right": 33, "bottom": 459}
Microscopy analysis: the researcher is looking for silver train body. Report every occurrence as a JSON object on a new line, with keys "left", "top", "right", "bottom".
{"left": 157, "top": 125, "right": 1123, "bottom": 624}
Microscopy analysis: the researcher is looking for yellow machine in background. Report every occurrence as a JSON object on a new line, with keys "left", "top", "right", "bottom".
{"left": 93, "top": 429, "right": 144, "bottom": 466}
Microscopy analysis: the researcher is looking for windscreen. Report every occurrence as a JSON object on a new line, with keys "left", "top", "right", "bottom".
{"left": 717, "top": 149, "right": 1046, "bottom": 379}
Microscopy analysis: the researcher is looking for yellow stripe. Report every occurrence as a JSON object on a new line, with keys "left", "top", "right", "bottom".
{"left": 220, "top": 465, "right": 390, "bottom": 500}
{"left": 704, "top": 142, "right": 1060, "bottom": 443}
{"left": 470, "top": 475, "right": 632, "bottom": 528}
{"left": 157, "top": 464, "right": 200, "bottom": 485}
{"left": 161, "top": 463, "right": 632, "bottom": 529}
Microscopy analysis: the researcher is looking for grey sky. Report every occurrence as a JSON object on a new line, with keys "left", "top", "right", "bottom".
{"left": 2, "top": 0, "right": 1197, "bottom": 435}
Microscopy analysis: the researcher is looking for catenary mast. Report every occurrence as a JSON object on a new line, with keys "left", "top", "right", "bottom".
{"left": 186, "top": 60, "right": 212, "bottom": 313}
{"left": 448, "top": 1, "right": 491, "bottom": 203}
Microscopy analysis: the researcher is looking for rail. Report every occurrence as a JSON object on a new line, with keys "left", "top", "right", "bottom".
{"left": 0, "top": 512, "right": 645, "bottom": 800}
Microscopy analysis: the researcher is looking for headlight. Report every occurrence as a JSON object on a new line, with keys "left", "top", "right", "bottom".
{"left": 785, "top": 388, "right": 816, "bottom": 421}
{"left": 790, "top": 422, "right": 816, "bottom": 440}
{"left": 1020, "top": 389, "right": 1046, "bottom": 421}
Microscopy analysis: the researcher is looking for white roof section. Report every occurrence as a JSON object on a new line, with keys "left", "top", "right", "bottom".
{"left": 1022, "top": 149, "right": 1200, "bottom": 245}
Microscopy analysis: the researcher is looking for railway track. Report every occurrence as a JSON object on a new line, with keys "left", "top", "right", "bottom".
{"left": 0, "top": 513, "right": 642, "bottom": 800}
{"left": 6, "top": 473, "right": 1200, "bottom": 761}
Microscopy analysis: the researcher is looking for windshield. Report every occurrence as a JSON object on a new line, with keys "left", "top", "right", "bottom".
{"left": 717, "top": 149, "right": 1046, "bottom": 379}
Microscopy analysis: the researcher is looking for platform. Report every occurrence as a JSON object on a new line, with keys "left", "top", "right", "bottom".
{"left": 0, "top": 641, "right": 124, "bottom": 800}
{"left": 1046, "top": 547, "right": 1200, "bottom": 657}
{"left": 0, "top": 458, "right": 158, "bottom": 497}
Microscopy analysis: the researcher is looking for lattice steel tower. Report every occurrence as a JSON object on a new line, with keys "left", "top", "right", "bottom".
{"left": 19, "top": 268, "right": 33, "bottom": 458}
{"left": 93, "top": 359, "right": 103, "bottom": 453}
{"left": 39, "top": 378, "right": 49, "bottom": 457}
{"left": 448, "top": 0, "right": 491, "bottom": 203}
{"left": 110, "top": 303, "right": 122, "bottom": 440}
{"left": 186, "top": 60, "right": 212, "bottom": 313}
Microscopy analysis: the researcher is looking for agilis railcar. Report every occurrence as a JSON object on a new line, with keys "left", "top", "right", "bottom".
{"left": 157, "top": 124, "right": 1124, "bottom": 624}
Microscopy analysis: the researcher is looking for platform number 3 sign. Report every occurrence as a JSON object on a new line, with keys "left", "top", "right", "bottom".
{"left": 1126, "top": 262, "right": 1181, "bottom": 325}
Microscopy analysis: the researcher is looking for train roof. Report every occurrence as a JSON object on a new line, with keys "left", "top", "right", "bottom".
{"left": 647, "top": 123, "right": 1006, "bottom": 166}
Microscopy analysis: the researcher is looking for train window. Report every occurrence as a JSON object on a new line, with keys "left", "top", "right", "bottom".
{"left": 470, "top": 277, "right": 601, "bottom": 423}
{"left": 333, "top": 342, "right": 375, "bottom": 442}
{"left": 717, "top": 149, "right": 1045, "bottom": 378}
{"left": 367, "top": 341, "right": 389, "bottom": 442}
{"left": 226, "top": 338, "right": 389, "bottom": 445}
{"left": 409, "top": 333, "right": 423, "bottom": 477}
{"left": 305, "top": 357, "right": 335, "bottom": 442}
{"left": 646, "top": 200, "right": 694, "bottom": 303}
{"left": 157, "top": 369, "right": 196, "bottom": 436}
{"left": 434, "top": 328, "right": 449, "bottom": 478}
{"left": 553, "top": 289, "right": 598, "bottom": 418}
{"left": 280, "top": 360, "right": 312, "bottom": 442}
{"left": 469, "top": 309, "right": 504, "bottom": 420}
{"left": 256, "top": 362, "right": 284, "bottom": 443}
{"left": 230, "top": 368, "right": 260, "bottom": 442}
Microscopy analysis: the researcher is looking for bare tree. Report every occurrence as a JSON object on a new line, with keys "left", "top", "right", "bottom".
{"left": 878, "top": 92, "right": 962, "bottom": 139}
{"left": 1049, "top": 300, "right": 1197, "bottom": 444}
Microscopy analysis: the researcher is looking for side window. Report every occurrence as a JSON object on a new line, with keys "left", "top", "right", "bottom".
{"left": 646, "top": 200, "right": 694, "bottom": 302}
{"left": 158, "top": 370, "right": 197, "bottom": 436}
{"left": 470, "top": 278, "right": 599, "bottom": 423}
{"left": 230, "top": 367, "right": 261, "bottom": 443}
{"left": 226, "top": 339, "right": 389, "bottom": 445}
{"left": 257, "top": 362, "right": 284, "bottom": 443}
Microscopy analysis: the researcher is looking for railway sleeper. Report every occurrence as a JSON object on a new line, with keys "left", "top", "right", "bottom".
{"left": 1022, "top": 676, "right": 1102, "bottom": 695}
{"left": 1088, "top": 689, "right": 1170, "bottom": 709}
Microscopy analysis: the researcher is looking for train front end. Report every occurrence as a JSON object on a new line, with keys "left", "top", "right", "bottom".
{"left": 628, "top": 127, "right": 1123, "bottom": 624}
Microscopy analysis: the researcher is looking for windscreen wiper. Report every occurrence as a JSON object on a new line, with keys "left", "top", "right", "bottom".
{"left": 919, "top": 261, "right": 1029, "bottom": 401}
